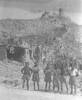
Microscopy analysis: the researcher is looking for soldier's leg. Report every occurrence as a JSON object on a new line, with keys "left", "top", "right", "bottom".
{"left": 53, "top": 81, "right": 55, "bottom": 91}
{"left": 45, "top": 82, "right": 47, "bottom": 90}
{"left": 37, "top": 81, "right": 39, "bottom": 90}
{"left": 33, "top": 81, "right": 36, "bottom": 90}
{"left": 49, "top": 82, "right": 51, "bottom": 91}
{"left": 70, "top": 84, "right": 73, "bottom": 94}
{"left": 60, "top": 81, "right": 63, "bottom": 93}
{"left": 74, "top": 84, "right": 76, "bottom": 94}
{"left": 26, "top": 79, "right": 29, "bottom": 90}
{"left": 64, "top": 79, "right": 68, "bottom": 93}
{"left": 66, "top": 83, "right": 68, "bottom": 94}
{"left": 22, "top": 79, "right": 25, "bottom": 88}
{"left": 57, "top": 83, "right": 59, "bottom": 92}
{"left": 57, "top": 81, "right": 59, "bottom": 92}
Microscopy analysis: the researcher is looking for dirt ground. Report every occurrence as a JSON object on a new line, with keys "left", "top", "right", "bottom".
{"left": 0, "top": 84, "right": 82, "bottom": 100}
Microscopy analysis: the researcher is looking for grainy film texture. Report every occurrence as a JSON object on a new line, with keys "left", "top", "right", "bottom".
{"left": 0, "top": 0, "right": 82, "bottom": 100}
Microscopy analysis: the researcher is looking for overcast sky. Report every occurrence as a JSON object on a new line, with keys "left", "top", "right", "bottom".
{"left": 0, "top": 0, "right": 81, "bottom": 25}
{"left": 0, "top": 0, "right": 81, "bottom": 12}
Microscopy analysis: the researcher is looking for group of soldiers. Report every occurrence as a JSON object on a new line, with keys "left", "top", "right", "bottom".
{"left": 21, "top": 62, "right": 39, "bottom": 90}
{"left": 21, "top": 58, "right": 80, "bottom": 95}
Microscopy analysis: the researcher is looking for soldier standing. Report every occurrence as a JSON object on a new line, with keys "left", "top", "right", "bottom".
{"left": 52, "top": 67, "right": 59, "bottom": 92}
{"left": 59, "top": 61, "right": 68, "bottom": 93}
{"left": 69, "top": 66, "right": 79, "bottom": 94}
{"left": 32, "top": 62, "right": 39, "bottom": 91}
{"left": 44, "top": 63, "right": 52, "bottom": 91}
{"left": 21, "top": 62, "right": 32, "bottom": 90}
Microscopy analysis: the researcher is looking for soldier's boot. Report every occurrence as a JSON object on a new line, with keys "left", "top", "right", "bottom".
{"left": 22, "top": 79, "right": 25, "bottom": 88}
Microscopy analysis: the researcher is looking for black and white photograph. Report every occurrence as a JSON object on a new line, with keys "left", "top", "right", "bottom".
{"left": 0, "top": 0, "right": 82, "bottom": 100}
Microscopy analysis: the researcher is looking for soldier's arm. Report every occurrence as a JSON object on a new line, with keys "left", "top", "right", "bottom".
{"left": 21, "top": 68, "right": 24, "bottom": 74}
{"left": 76, "top": 70, "right": 80, "bottom": 77}
{"left": 44, "top": 69, "right": 50, "bottom": 74}
{"left": 29, "top": 67, "right": 33, "bottom": 73}
{"left": 44, "top": 69, "right": 46, "bottom": 73}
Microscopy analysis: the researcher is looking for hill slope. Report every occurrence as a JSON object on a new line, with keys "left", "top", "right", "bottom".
{"left": 0, "top": 11, "right": 78, "bottom": 41}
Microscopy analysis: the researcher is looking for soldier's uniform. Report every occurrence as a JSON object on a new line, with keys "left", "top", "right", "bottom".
{"left": 21, "top": 62, "right": 32, "bottom": 90}
{"left": 32, "top": 69, "right": 39, "bottom": 82}
{"left": 21, "top": 67, "right": 31, "bottom": 80}
{"left": 69, "top": 68, "right": 79, "bottom": 94}
{"left": 44, "top": 69, "right": 52, "bottom": 83}
{"left": 59, "top": 62, "right": 68, "bottom": 93}
{"left": 44, "top": 63, "right": 52, "bottom": 91}
{"left": 69, "top": 69, "right": 77, "bottom": 85}
{"left": 32, "top": 62, "right": 39, "bottom": 90}
{"left": 53, "top": 69, "right": 59, "bottom": 92}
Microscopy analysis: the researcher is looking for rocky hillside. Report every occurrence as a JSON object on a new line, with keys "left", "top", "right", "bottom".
{"left": 0, "top": 11, "right": 78, "bottom": 42}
